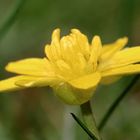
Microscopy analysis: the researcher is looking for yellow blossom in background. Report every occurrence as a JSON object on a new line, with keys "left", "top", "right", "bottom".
{"left": 0, "top": 29, "right": 140, "bottom": 105}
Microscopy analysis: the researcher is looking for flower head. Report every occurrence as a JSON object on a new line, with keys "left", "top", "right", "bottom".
{"left": 0, "top": 29, "right": 140, "bottom": 105}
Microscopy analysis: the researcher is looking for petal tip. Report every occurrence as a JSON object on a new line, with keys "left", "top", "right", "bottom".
{"left": 5, "top": 62, "right": 12, "bottom": 72}
{"left": 92, "top": 35, "right": 101, "bottom": 41}
{"left": 92, "top": 35, "right": 102, "bottom": 47}
{"left": 117, "top": 37, "right": 128, "bottom": 45}
{"left": 71, "top": 28, "right": 81, "bottom": 34}
{"left": 52, "top": 28, "right": 61, "bottom": 39}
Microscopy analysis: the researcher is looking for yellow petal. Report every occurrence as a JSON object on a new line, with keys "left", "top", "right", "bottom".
{"left": 0, "top": 76, "right": 27, "bottom": 92}
{"left": 89, "top": 36, "right": 102, "bottom": 70}
{"left": 102, "top": 64, "right": 140, "bottom": 77}
{"left": 45, "top": 29, "right": 61, "bottom": 61}
{"left": 98, "top": 46, "right": 140, "bottom": 71}
{"left": 100, "top": 37, "right": 128, "bottom": 61}
{"left": 16, "top": 77, "right": 58, "bottom": 87}
{"left": 111, "top": 46, "right": 140, "bottom": 66}
{"left": 51, "top": 28, "right": 60, "bottom": 47}
{"left": 68, "top": 72, "right": 101, "bottom": 90}
{"left": 91, "top": 35, "right": 102, "bottom": 57}
{"left": 5, "top": 58, "right": 54, "bottom": 76}
{"left": 0, "top": 75, "right": 58, "bottom": 92}
{"left": 71, "top": 29, "right": 90, "bottom": 58}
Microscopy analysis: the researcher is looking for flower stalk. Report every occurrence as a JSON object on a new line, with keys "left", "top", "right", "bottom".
{"left": 81, "top": 101, "right": 101, "bottom": 140}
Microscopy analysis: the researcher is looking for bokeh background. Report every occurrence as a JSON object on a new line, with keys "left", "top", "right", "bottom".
{"left": 0, "top": 0, "right": 140, "bottom": 140}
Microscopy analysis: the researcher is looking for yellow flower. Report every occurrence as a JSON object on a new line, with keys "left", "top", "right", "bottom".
{"left": 0, "top": 29, "right": 140, "bottom": 105}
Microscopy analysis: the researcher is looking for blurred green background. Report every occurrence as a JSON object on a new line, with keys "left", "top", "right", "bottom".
{"left": 0, "top": 0, "right": 140, "bottom": 139}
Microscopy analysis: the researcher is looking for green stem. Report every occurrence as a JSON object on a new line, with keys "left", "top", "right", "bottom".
{"left": 98, "top": 75, "right": 139, "bottom": 131}
{"left": 81, "top": 101, "right": 101, "bottom": 140}
{"left": 0, "top": 0, "right": 25, "bottom": 40}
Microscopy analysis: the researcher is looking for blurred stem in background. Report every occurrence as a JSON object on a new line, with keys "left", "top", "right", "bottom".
{"left": 0, "top": 0, "right": 25, "bottom": 40}
{"left": 118, "top": 0, "right": 135, "bottom": 42}
{"left": 98, "top": 75, "right": 140, "bottom": 131}
{"left": 81, "top": 101, "right": 102, "bottom": 140}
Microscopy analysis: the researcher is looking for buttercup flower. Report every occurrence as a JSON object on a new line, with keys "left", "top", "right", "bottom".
{"left": 0, "top": 29, "right": 140, "bottom": 105}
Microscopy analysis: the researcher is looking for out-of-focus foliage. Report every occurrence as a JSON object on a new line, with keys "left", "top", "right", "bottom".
{"left": 0, "top": 0, "right": 140, "bottom": 140}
